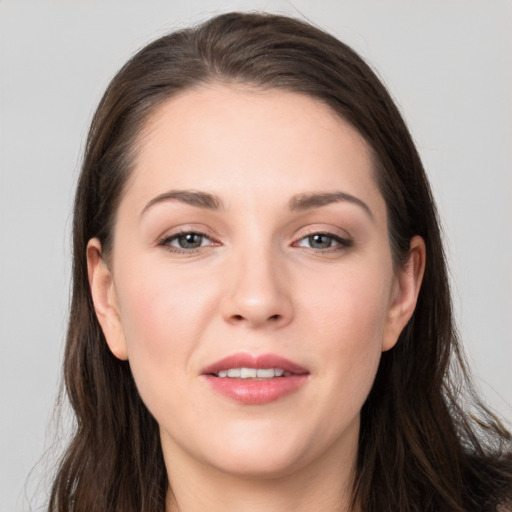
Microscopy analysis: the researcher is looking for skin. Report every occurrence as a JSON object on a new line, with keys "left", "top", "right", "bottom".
{"left": 88, "top": 85, "right": 425, "bottom": 512}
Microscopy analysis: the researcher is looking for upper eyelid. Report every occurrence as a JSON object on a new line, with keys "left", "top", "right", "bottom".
{"left": 158, "top": 228, "right": 217, "bottom": 243}
{"left": 294, "top": 232, "right": 350, "bottom": 245}
{"left": 292, "top": 226, "right": 352, "bottom": 241}
{"left": 162, "top": 229, "right": 211, "bottom": 240}
{"left": 163, "top": 233, "right": 213, "bottom": 245}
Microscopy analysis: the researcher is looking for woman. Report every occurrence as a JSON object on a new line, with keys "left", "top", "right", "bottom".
{"left": 49, "top": 12, "right": 512, "bottom": 512}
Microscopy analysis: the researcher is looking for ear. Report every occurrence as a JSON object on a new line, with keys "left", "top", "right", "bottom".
{"left": 86, "top": 238, "right": 128, "bottom": 360}
{"left": 382, "top": 235, "right": 426, "bottom": 352}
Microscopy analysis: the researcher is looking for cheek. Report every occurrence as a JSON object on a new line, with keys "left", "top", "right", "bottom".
{"left": 314, "top": 295, "right": 385, "bottom": 396}
{"left": 113, "top": 262, "right": 218, "bottom": 375}
{"left": 111, "top": 265, "right": 218, "bottom": 425}
{"left": 299, "top": 263, "right": 392, "bottom": 404}
{"left": 302, "top": 260, "right": 393, "bottom": 348}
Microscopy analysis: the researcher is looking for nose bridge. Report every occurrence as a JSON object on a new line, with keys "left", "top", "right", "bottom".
{"left": 222, "top": 238, "right": 292, "bottom": 328}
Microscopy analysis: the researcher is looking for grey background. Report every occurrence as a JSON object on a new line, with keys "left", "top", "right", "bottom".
{"left": 1, "top": 1, "right": 511, "bottom": 510}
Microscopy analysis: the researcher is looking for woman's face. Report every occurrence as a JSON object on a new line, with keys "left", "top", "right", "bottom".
{"left": 89, "top": 85, "right": 423, "bottom": 481}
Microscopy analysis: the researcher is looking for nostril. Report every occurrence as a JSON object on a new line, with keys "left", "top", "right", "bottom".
{"left": 230, "top": 313, "right": 281, "bottom": 323}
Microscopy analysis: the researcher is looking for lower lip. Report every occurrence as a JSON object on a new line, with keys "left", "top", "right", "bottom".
{"left": 203, "top": 375, "right": 308, "bottom": 405}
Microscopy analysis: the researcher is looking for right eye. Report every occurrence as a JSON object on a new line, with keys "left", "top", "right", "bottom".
{"left": 159, "top": 231, "right": 216, "bottom": 252}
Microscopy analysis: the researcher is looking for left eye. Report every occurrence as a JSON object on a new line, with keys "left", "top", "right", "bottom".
{"left": 161, "top": 232, "right": 213, "bottom": 250}
{"left": 295, "top": 233, "right": 349, "bottom": 250}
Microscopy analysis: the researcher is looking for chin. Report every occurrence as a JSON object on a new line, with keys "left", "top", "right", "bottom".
{"left": 194, "top": 422, "right": 330, "bottom": 480}
{"left": 210, "top": 448, "right": 308, "bottom": 480}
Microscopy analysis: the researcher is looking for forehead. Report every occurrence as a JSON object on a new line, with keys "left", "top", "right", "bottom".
{"left": 124, "top": 85, "right": 384, "bottom": 216}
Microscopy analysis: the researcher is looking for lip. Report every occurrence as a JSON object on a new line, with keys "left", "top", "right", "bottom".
{"left": 201, "top": 353, "right": 309, "bottom": 405}
{"left": 202, "top": 353, "right": 309, "bottom": 376}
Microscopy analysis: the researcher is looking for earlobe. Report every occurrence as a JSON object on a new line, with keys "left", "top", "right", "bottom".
{"left": 382, "top": 235, "right": 426, "bottom": 352}
{"left": 86, "top": 238, "right": 129, "bottom": 360}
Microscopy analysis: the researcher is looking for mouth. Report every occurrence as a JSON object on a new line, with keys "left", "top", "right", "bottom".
{"left": 201, "top": 353, "right": 309, "bottom": 405}
{"left": 214, "top": 367, "right": 290, "bottom": 378}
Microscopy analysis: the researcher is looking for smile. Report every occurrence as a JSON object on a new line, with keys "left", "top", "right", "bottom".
{"left": 202, "top": 354, "right": 309, "bottom": 405}
{"left": 215, "top": 368, "right": 289, "bottom": 378}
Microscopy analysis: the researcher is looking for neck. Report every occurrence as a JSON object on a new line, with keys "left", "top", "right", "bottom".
{"left": 166, "top": 466, "right": 357, "bottom": 512}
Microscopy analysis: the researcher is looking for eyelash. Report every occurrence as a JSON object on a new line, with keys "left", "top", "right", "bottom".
{"left": 158, "top": 230, "right": 218, "bottom": 254}
{"left": 292, "top": 231, "right": 353, "bottom": 253}
{"left": 158, "top": 230, "right": 353, "bottom": 254}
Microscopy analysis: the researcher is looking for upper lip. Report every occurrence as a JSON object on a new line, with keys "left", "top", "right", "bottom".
{"left": 201, "top": 353, "right": 309, "bottom": 376}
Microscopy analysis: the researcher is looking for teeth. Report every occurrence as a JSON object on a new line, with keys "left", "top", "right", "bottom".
{"left": 215, "top": 368, "right": 288, "bottom": 379}
{"left": 240, "top": 368, "right": 257, "bottom": 378}
{"left": 256, "top": 368, "right": 274, "bottom": 378}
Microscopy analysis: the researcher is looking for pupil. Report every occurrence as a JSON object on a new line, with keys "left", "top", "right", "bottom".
{"left": 179, "top": 233, "right": 202, "bottom": 249}
{"left": 310, "top": 234, "right": 331, "bottom": 249}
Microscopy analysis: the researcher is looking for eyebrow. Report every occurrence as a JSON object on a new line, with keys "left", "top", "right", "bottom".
{"left": 141, "top": 190, "right": 224, "bottom": 216}
{"left": 288, "top": 191, "right": 374, "bottom": 220}
{"left": 141, "top": 188, "right": 373, "bottom": 220}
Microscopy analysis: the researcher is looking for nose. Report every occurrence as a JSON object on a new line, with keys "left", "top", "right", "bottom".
{"left": 221, "top": 247, "right": 294, "bottom": 329}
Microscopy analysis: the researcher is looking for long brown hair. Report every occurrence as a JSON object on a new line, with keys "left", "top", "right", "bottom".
{"left": 49, "top": 12, "right": 512, "bottom": 512}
